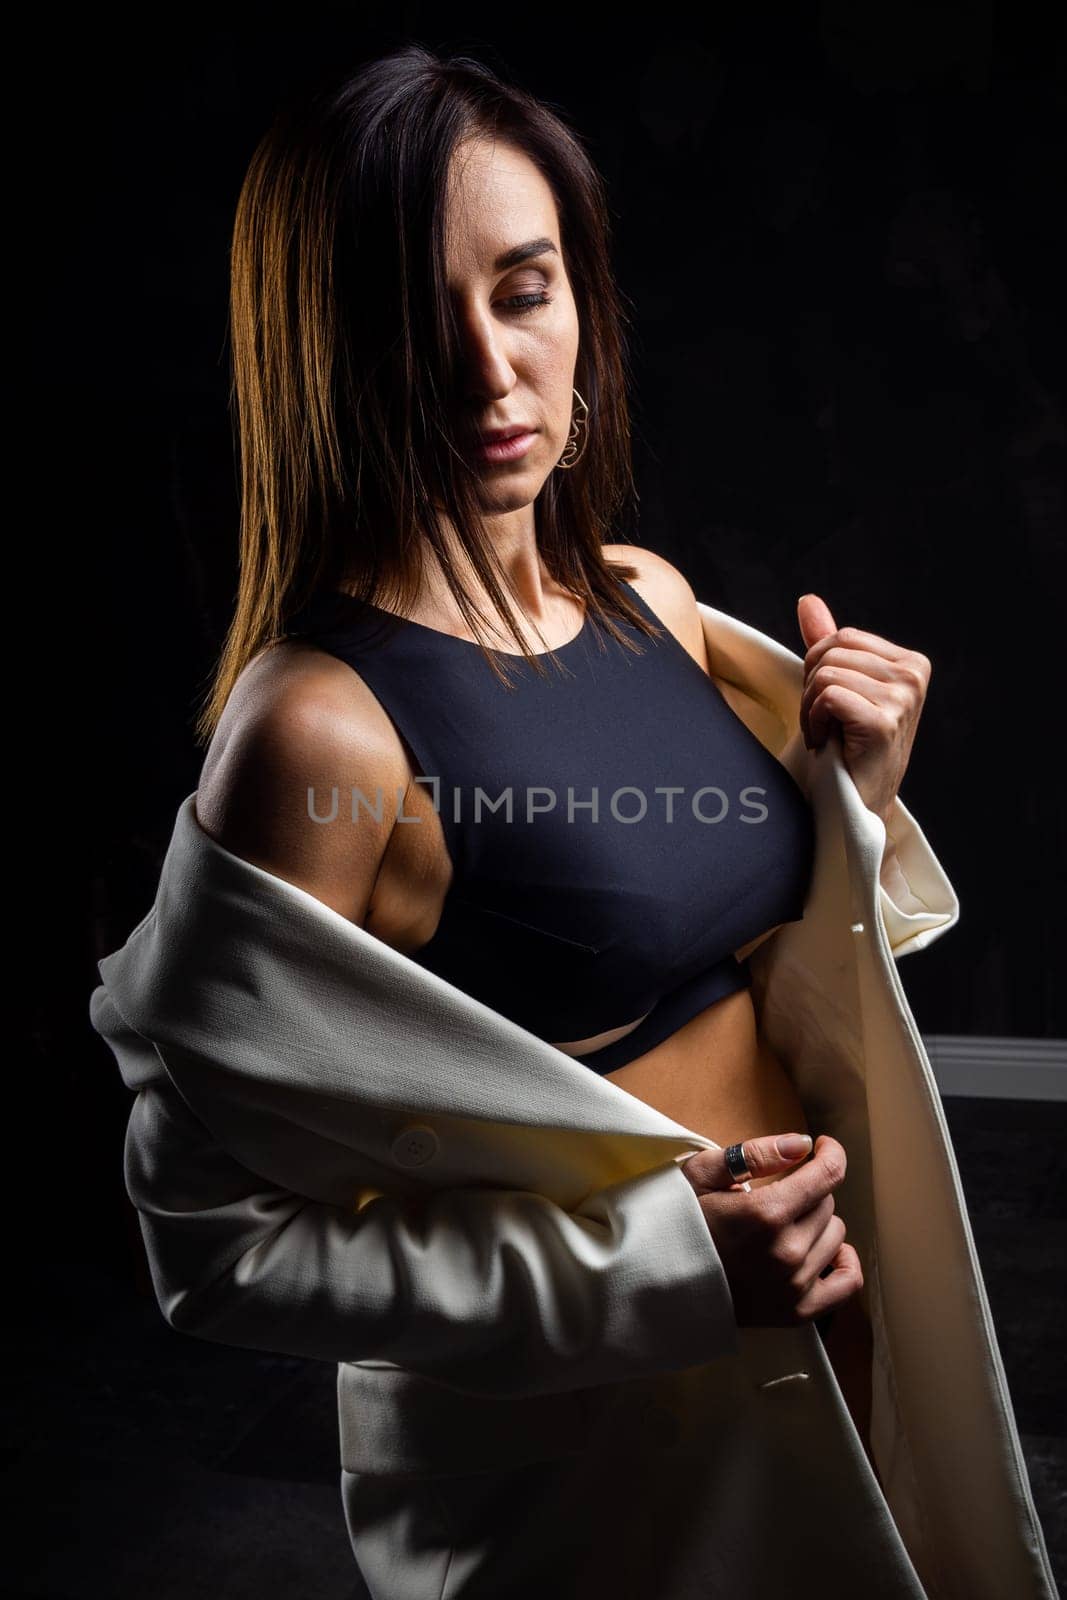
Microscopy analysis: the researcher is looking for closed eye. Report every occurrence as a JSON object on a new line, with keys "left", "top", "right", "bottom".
{"left": 503, "top": 292, "right": 554, "bottom": 315}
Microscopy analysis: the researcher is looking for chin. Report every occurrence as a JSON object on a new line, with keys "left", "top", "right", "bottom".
{"left": 477, "top": 474, "right": 549, "bottom": 511}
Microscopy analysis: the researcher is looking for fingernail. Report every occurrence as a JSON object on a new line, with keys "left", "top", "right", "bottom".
{"left": 776, "top": 1133, "right": 813, "bottom": 1159}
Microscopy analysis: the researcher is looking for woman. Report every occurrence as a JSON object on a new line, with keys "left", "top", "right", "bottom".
{"left": 109, "top": 44, "right": 1051, "bottom": 1600}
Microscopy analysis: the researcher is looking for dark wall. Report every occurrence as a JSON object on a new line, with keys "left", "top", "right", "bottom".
{"left": 23, "top": 8, "right": 1064, "bottom": 1282}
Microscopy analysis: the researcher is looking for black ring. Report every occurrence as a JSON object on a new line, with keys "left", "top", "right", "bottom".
{"left": 724, "top": 1142, "right": 751, "bottom": 1183}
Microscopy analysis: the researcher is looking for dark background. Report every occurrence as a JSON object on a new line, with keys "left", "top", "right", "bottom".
{"left": 66, "top": 9, "right": 1066, "bottom": 1033}
{"left": 15, "top": 6, "right": 1066, "bottom": 1595}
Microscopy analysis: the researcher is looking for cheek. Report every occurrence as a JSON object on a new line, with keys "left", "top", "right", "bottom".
{"left": 528, "top": 348, "right": 578, "bottom": 428}
{"left": 540, "top": 294, "right": 579, "bottom": 378}
{"left": 524, "top": 302, "right": 580, "bottom": 436}
{"left": 559, "top": 303, "right": 581, "bottom": 373}
{"left": 546, "top": 324, "right": 581, "bottom": 411}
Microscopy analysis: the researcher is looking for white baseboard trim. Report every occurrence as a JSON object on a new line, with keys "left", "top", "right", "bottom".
{"left": 922, "top": 1035, "right": 1067, "bottom": 1101}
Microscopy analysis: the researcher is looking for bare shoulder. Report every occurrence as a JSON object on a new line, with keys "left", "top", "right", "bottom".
{"left": 601, "top": 544, "right": 711, "bottom": 673}
{"left": 195, "top": 639, "right": 410, "bottom": 922}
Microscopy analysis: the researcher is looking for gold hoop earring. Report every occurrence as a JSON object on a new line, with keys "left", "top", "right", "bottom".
{"left": 556, "top": 387, "right": 589, "bottom": 469}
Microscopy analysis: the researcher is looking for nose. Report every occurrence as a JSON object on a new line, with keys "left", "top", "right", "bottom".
{"left": 458, "top": 307, "right": 518, "bottom": 401}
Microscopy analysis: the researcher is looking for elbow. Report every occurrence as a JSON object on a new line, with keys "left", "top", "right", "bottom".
{"left": 137, "top": 1237, "right": 248, "bottom": 1343}
{"left": 159, "top": 1287, "right": 203, "bottom": 1336}
{"left": 147, "top": 1264, "right": 223, "bottom": 1339}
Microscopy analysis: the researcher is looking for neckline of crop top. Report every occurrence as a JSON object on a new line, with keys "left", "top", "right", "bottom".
{"left": 340, "top": 591, "right": 593, "bottom": 659}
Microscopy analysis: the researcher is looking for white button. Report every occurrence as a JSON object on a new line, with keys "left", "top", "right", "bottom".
{"left": 850, "top": 921, "right": 865, "bottom": 934}
{"left": 390, "top": 1124, "right": 440, "bottom": 1168}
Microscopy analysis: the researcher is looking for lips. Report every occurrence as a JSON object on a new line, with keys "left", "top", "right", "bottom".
{"left": 469, "top": 427, "right": 539, "bottom": 465}
{"left": 477, "top": 425, "right": 534, "bottom": 444}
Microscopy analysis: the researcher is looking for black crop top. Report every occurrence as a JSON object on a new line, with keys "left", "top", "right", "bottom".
{"left": 285, "top": 580, "right": 815, "bottom": 1073}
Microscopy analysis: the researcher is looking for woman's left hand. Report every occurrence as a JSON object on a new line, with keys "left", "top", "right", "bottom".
{"left": 796, "top": 593, "right": 931, "bottom": 826}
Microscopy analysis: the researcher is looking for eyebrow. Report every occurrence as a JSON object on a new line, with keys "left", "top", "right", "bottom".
{"left": 493, "top": 237, "right": 559, "bottom": 272}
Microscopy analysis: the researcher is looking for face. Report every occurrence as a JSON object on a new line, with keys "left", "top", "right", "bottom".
{"left": 443, "top": 137, "right": 581, "bottom": 508}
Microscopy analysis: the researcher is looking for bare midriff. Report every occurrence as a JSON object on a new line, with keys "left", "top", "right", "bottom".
{"left": 602, "top": 990, "right": 811, "bottom": 1166}
{"left": 552, "top": 979, "right": 811, "bottom": 1192}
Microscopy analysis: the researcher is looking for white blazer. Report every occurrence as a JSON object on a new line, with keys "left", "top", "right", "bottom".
{"left": 89, "top": 600, "right": 1058, "bottom": 1600}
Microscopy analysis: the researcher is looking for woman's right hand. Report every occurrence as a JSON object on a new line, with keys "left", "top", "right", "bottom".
{"left": 679, "top": 1133, "right": 862, "bottom": 1328}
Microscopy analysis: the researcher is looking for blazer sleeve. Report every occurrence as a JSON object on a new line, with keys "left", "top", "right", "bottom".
{"left": 877, "top": 792, "right": 960, "bottom": 958}
{"left": 93, "top": 985, "right": 741, "bottom": 1400}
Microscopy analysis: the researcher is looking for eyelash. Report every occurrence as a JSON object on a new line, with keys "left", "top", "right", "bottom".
{"left": 502, "top": 292, "right": 553, "bottom": 315}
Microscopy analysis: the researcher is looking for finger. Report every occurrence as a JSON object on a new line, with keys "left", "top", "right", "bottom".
{"left": 793, "top": 1241, "right": 864, "bottom": 1322}
{"left": 807, "top": 684, "right": 891, "bottom": 749}
{"left": 680, "top": 1132, "right": 814, "bottom": 1194}
{"left": 778, "top": 1190, "right": 837, "bottom": 1261}
{"left": 804, "top": 647, "right": 902, "bottom": 687}
{"left": 793, "top": 1210, "right": 847, "bottom": 1291}
{"left": 803, "top": 626, "right": 916, "bottom": 675}
{"left": 764, "top": 1197, "right": 839, "bottom": 1296}
{"left": 755, "top": 1134, "right": 848, "bottom": 1220}
{"left": 800, "top": 664, "right": 902, "bottom": 731}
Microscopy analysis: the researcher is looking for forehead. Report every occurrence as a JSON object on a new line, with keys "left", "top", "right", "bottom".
{"left": 444, "top": 139, "right": 560, "bottom": 278}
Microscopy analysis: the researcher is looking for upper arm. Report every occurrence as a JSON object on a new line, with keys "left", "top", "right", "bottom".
{"left": 602, "top": 545, "right": 711, "bottom": 674}
{"left": 194, "top": 646, "right": 410, "bottom": 924}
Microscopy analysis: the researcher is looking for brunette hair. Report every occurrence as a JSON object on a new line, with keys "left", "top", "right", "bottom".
{"left": 194, "top": 42, "right": 659, "bottom": 744}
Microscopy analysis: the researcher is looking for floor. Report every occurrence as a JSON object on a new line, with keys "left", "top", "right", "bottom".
{"left": 6, "top": 1095, "right": 1064, "bottom": 1599}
